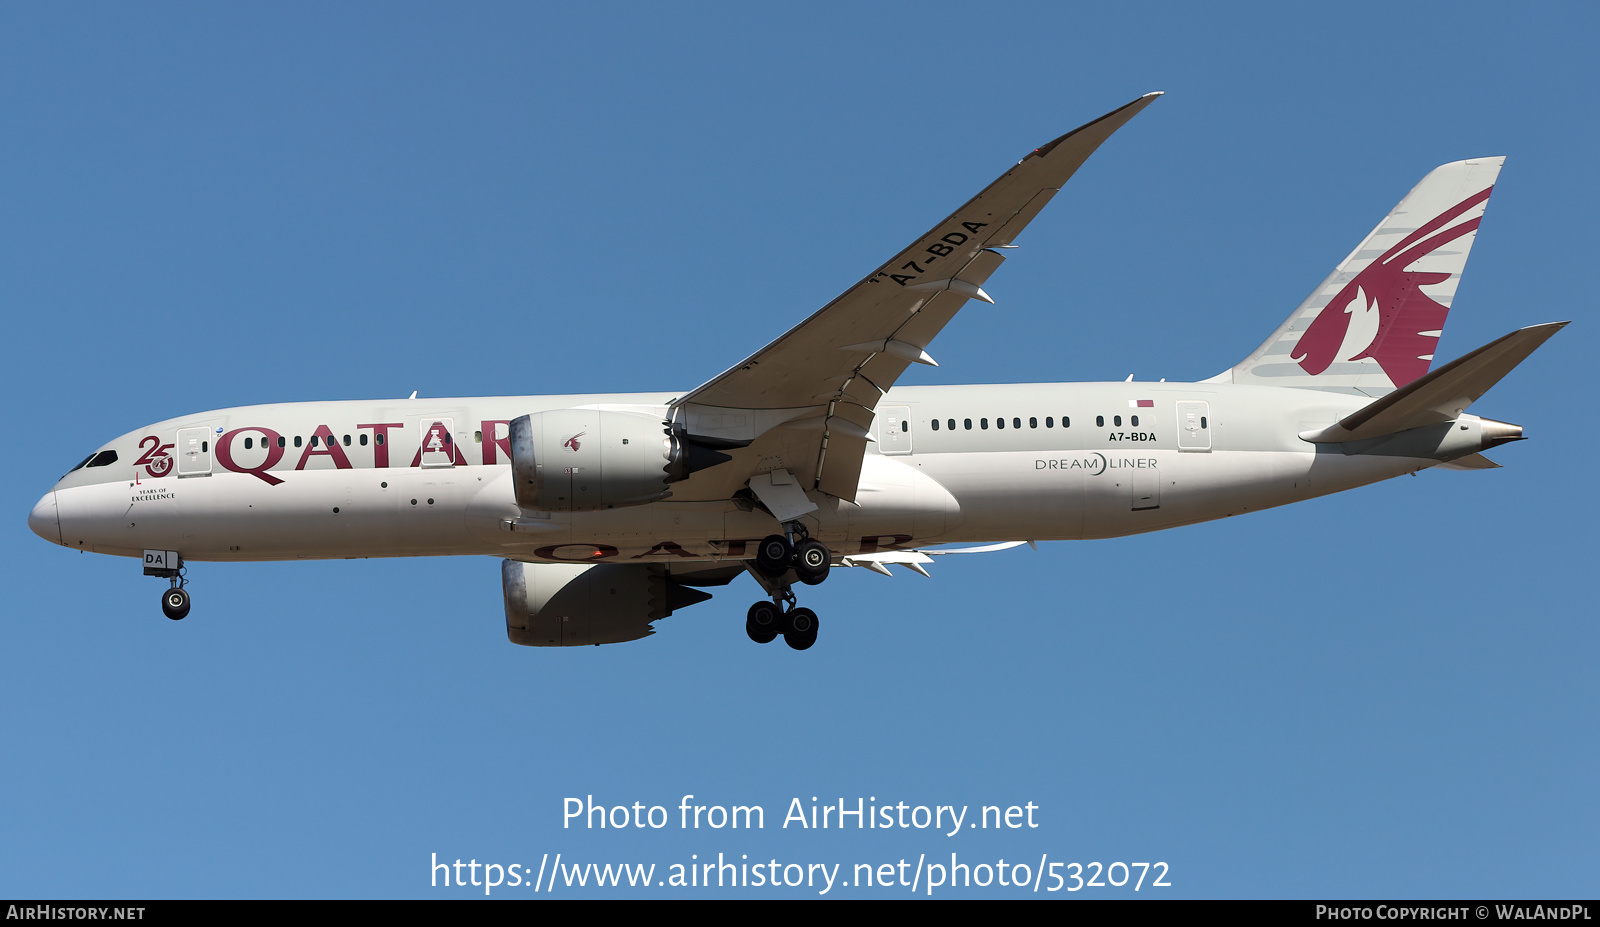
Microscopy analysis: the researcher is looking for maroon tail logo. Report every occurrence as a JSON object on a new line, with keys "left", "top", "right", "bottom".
{"left": 1291, "top": 187, "right": 1491, "bottom": 388}
{"left": 562, "top": 432, "right": 586, "bottom": 453}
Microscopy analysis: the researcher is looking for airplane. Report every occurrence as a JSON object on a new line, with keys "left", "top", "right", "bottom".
{"left": 27, "top": 93, "right": 1565, "bottom": 652}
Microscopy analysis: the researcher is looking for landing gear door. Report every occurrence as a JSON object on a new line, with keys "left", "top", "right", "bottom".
{"left": 419, "top": 418, "right": 459, "bottom": 468}
{"left": 176, "top": 427, "right": 213, "bottom": 476}
{"left": 1176, "top": 401, "right": 1211, "bottom": 452}
{"left": 878, "top": 405, "right": 912, "bottom": 456}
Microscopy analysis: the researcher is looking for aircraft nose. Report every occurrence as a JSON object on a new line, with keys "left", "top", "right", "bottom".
{"left": 29, "top": 492, "right": 61, "bottom": 545}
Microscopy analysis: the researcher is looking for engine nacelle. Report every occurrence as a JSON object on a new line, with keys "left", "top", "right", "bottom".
{"left": 509, "top": 409, "right": 673, "bottom": 512}
{"left": 501, "top": 560, "right": 712, "bottom": 647}
{"left": 508, "top": 409, "right": 733, "bottom": 512}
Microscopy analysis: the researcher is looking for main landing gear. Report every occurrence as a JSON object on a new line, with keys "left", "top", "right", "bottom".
{"left": 744, "top": 526, "right": 829, "bottom": 651}
{"left": 745, "top": 596, "right": 818, "bottom": 651}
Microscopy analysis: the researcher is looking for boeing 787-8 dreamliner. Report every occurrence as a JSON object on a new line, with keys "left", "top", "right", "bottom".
{"left": 27, "top": 94, "right": 1563, "bottom": 652}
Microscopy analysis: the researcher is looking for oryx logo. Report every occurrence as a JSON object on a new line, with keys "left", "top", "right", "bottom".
{"left": 134, "top": 435, "right": 174, "bottom": 478}
{"left": 1291, "top": 187, "right": 1492, "bottom": 388}
{"left": 562, "top": 432, "right": 586, "bottom": 453}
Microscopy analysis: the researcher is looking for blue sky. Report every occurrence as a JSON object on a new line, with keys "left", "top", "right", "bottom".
{"left": 3, "top": 2, "right": 1595, "bottom": 898}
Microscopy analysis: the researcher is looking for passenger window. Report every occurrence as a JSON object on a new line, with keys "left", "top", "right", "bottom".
{"left": 294, "top": 436, "right": 303, "bottom": 448}
{"left": 1114, "top": 415, "right": 1122, "bottom": 427}
{"left": 1029, "top": 417, "right": 1037, "bottom": 429}
{"left": 901, "top": 420, "right": 909, "bottom": 433}
{"left": 947, "top": 419, "right": 956, "bottom": 431}
{"left": 931, "top": 419, "right": 939, "bottom": 431}
{"left": 360, "top": 434, "right": 369, "bottom": 446}
{"left": 996, "top": 417, "right": 1004, "bottom": 429}
{"left": 1013, "top": 417, "right": 1021, "bottom": 429}
{"left": 343, "top": 435, "right": 351, "bottom": 446}
{"left": 377, "top": 434, "right": 385, "bottom": 445}
{"left": 980, "top": 418, "right": 989, "bottom": 430}
{"left": 277, "top": 436, "right": 286, "bottom": 448}
{"left": 244, "top": 437, "right": 253, "bottom": 450}
{"left": 1045, "top": 417, "right": 1053, "bottom": 428}
{"left": 1201, "top": 416, "right": 1208, "bottom": 429}
{"left": 201, "top": 441, "right": 208, "bottom": 453}
{"left": 964, "top": 419, "right": 972, "bottom": 430}
{"left": 1131, "top": 415, "right": 1139, "bottom": 427}
{"left": 310, "top": 435, "right": 318, "bottom": 447}
{"left": 1096, "top": 416, "right": 1104, "bottom": 427}
{"left": 1063, "top": 416, "right": 1070, "bottom": 428}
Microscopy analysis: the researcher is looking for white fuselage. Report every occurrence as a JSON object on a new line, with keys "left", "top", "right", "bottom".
{"left": 35, "top": 381, "right": 1423, "bottom": 566}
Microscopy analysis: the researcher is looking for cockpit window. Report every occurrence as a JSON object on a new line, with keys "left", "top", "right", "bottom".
{"left": 86, "top": 450, "right": 119, "bottom": 468}
{"left": 66, "top": 453, "right": 95, "bottom": 474}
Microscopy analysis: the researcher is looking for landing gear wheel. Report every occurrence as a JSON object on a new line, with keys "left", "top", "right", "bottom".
{"left": 794, "top": 539, "right": 831, "bottom": 585}
{"left": 162, "top": 587, "right": 191, "bottom": 621}
{"left": 745, "top": 600, "right": 780, "bottom": 644}
{"left": 755, "top": 534, "right": 793, "bottom": 578}
{"left": 783, "top": 607, "right": 818, "bottom": 651}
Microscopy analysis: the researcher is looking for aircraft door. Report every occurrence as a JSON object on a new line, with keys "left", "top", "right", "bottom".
{"left": 176, "top": 427, "right": 213, "bottom": 477}
{"left": 419, "top": 418, "right": 460, "bottom": 468}
{"left": 878, "top": 405, "right": 912, "bottom": 455}
{"left": 1177, "top": 401, "right": 1211, "bottom": 451}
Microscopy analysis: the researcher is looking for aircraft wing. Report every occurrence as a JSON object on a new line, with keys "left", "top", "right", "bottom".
{"left": 670, "top": 93, "right": 1161, "bottom": 504}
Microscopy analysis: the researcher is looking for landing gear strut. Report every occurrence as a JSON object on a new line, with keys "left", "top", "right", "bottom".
{"left": 744, "top": 524, "right": 829, "bottom": 650}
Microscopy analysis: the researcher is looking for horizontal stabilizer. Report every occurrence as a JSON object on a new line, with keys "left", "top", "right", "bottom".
{"left": 1300, "top": 322, "right": 1566, "bottom": 443}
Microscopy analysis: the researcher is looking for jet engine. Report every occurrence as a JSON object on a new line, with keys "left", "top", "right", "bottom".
{"left": 501, "top": 560, "right": 714, "bottom": 647}
{"left": 508, "top": 410, "right": 731, "bottom": 512}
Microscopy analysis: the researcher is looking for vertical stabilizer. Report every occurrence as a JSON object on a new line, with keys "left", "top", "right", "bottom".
{"left": 1216, "top": 158, "right": 1503, "bottom": 395}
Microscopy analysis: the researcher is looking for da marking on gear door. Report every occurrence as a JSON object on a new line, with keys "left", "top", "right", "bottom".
{"left": 878, "top": 405, "right": 912, "bottom": 455}
{"left": 1176, "top": 401, "right": 1211, "bottom": 452}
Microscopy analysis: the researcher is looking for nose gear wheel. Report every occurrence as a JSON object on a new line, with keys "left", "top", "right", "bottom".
{"left": 162, "top": 587, "right": 191, "bottom": 621}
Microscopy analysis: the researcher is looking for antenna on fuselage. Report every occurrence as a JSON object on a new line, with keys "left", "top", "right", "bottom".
{"left": 407, "top": 390, "right": 418, "bottom": 399}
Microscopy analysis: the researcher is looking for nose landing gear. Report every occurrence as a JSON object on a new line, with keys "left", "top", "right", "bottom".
{"left": 144, "top": 549, "right": 191, "bottom": 620}
{"left": 744, "top": 525, "right": 829, "bottom": 651}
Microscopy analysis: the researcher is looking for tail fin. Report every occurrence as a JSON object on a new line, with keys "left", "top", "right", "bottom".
{"left": 1215, "top": 158, "right": 1504, "bottom": 395}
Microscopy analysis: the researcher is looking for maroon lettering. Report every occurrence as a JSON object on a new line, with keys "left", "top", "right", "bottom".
{"left": 633, "top": 541, "right": 696, "bottom": 559}
{"left": 216, "top": 427, "right": 286, "bottom": 486}
{"left": 858, "top": 534, "right": 913, "bottom": 554}
{"left": 357, "top": 423, "right": 403, "bottom": 468}
{"left": 480, "top": 420, "right": 512, "bottom": 465}
{"left": 532, "top": 544, "right": 620, "bottom": 562}
{"left": 295, "top": 425, "right": 353, "bottom": 470}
